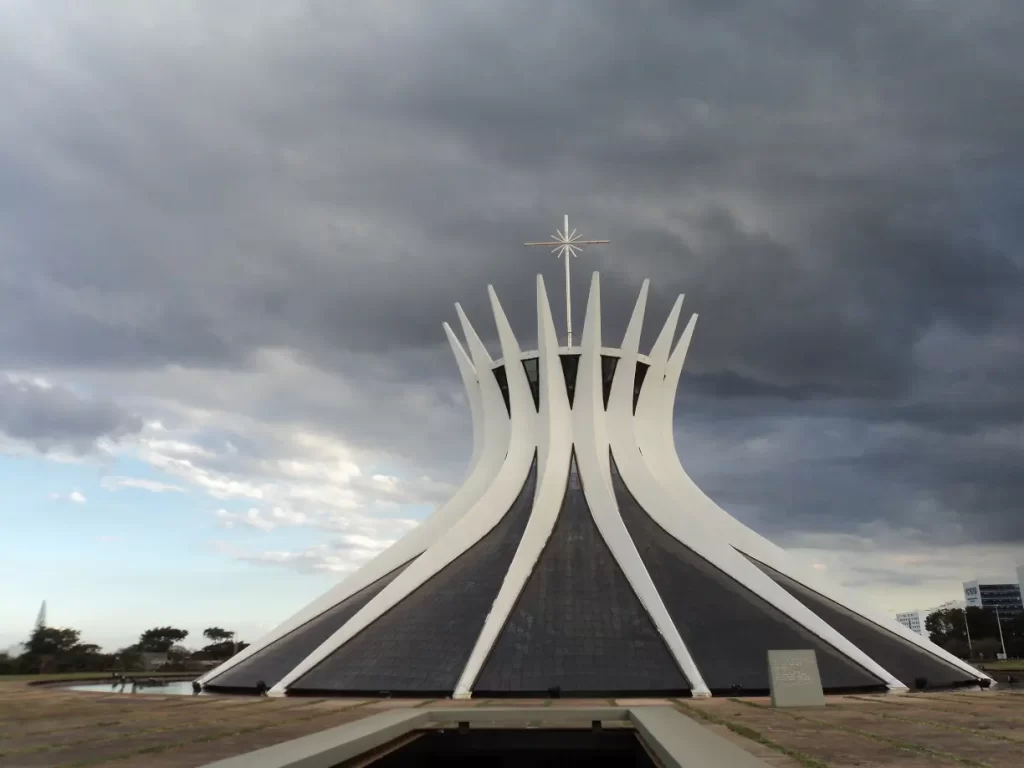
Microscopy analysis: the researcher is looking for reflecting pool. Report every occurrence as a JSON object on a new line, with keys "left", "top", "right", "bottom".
{"left": 67, "top": 680, "right": 207, "bottom": 695}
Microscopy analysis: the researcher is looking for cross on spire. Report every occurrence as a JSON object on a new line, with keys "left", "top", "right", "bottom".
{"left": 525, "top": 215, "right": 609, "bottom": 346}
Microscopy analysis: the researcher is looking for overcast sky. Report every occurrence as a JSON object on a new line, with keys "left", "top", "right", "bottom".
{"left": 2, "top": 1, "right": 1023, "bottom": 652}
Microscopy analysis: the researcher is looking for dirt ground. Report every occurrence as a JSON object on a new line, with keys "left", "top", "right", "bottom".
{"left": 0, "top": 679, "right": 1022, "bottom": 767}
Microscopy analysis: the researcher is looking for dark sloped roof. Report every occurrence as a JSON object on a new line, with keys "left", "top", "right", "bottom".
{"left": 474, "top": 453, "right": 688, "bottom": 695}
{"left": 289, "top": 457, "right": 538, "bottom": 695}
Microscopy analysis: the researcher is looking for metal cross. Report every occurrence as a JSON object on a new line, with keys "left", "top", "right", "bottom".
{"left": 525, "top": 215, "right": 609, "bottom": 346}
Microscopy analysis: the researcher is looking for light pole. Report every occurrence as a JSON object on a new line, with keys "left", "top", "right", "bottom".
{"left": 963, "top": 607, "right": 973, "bottom": 657}
{"left": 995, "top": 607, "right": 1007, "bottom": 660}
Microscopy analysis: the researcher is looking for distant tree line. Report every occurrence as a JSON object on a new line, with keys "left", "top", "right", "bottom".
{"left": 0, "top": 625, "right": 249, "bottom": 675}
{"left": 926, "top": 606, "right": 1024, "bottom": 660}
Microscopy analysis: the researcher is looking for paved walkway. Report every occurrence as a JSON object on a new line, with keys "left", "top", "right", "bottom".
{"left": 0, "top": 680, "right": 1021, "bottom": 767}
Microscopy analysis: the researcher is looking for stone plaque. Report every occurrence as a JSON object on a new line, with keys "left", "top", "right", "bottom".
{"left": 767, "top": 649, "right": 825, "bottom": 707}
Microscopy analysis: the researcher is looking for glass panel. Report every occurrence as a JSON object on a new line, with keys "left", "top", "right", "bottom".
{"left": 522, "top": 357, "right": 539, "bottom": 382}
{"left": 522, "top": 358, "right": 540, "bottom": 411}
{"left": 207, "top": 563, "right": 409, "bottom": 691}
{"left": 475, "top": 453, "right": 688, "bottom": 695}
{"left": 492, "top": 366, "right": 511, "bottom": 416}
{"left": 633, "top": 363, "right": 649, "bottom": 414}
{"left": 612, "top": 456, "right": 885, "bottom": 694}
{"left": 751, "top": 559, "right": 978, "bottom": 689}
{"left": 291, "top": 458, "right": 539, "bottom": 694}
{"left": 601, "top": 356, "right": 618, "bottom": 409}
{"left": 559, "top": 354, "right": 580, "bottom": 408}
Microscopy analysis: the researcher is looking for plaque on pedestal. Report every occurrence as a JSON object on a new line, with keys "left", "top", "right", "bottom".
{"left": 768, "top": 649, "right": 825, "bottom": 707}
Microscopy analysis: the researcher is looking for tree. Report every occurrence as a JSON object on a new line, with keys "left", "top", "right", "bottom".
{"left": 168, "top": 643, "right": 191, "bottom": 660}
{"left": 137, "top": 626, "right": 189, "bottom": 652}
{"left": 971, "top": 637, "right": 1003, "bottom": 660}
{"left": 16, "top": 626, "right": 113, "bottom": 673}
{"left": 116, "top": 646, "right": 143, "bottom": 671}
{"left": 25, "top": 627, "right": 81, "bottom": 656}
{"left": 926, "top": 606, "right": 1017, "bottom": 659}
{"left": 201, "top": 627, "right": 246, "bottom": 659}
{"left": 57, "top": 643, "right": 113, "bottom": 673}
{"left": 1006, "top": 611, "right": 1024, "bottom": 658}
{"left": 926, "top": 608, "right": 969, "bottom": 646}
{"left": 203, "top": 627, "right": 234, "bottom": 643}
{"left": 965, "top": 607, "right": 1000, "bottom": 640}
{"left": 938, "top": 637, "right": 970, "bottom": 659}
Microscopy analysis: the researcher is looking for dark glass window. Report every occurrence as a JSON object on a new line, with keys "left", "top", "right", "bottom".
{"left": 633, "top": 363, "right": 649, "bottom": 414}
{"left": 611, "top": 456, "right": 884, "bottom": 694}
{"left": 290, "top": 458, "right": 538, "bottom": 695}
{"left": 560, "top": 354, "right": 580, "bottom": 407}
{"left": 522, "top": 358, "right": 540, "bottom": 411}
{"left": 751, "top": 558, "right": 978, "bottom": 688}
{"left": 601, "top": 356, "right": 618, "bottom": 408}
{"left": 205, "top": 563, "right": 410, "bottom": 691}
{"left": 490, "top": 354, "right": 649, "bottom": 414}
{"left": 492, "top": 366, "right": 510, "bottom": 416}
{"left": 474, "top": 453, "right": 688, "bottom": 695}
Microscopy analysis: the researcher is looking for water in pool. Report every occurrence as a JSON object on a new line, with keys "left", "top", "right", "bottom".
{"left": 68, "top": 680, "right": 209, "bottom": 695}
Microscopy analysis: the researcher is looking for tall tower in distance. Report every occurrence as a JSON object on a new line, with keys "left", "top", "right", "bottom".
{"left": 34, "top": 600, "right": 47, "bottom": 632}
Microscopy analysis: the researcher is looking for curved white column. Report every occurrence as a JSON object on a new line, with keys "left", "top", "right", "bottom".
{"left": 573, "top": 273, "right": 711, "bottom": 698}
{"left": 636, "top": 303, "right": 989, "bottom": 685}
{"left": 609, "top": 284, "right": 909, "bottom": 692}
{"left": 446, "top": 322, "right": 486, "bottom": 477}
{"left": 637, "top": 307, "right": 793, "bottom": 570}
{"left": 454, "top": 275, "right": 573, "bottom": 698}
{"left": 270, "top": 286, "right": 538, "bottom": 695}
{"left": 200, "top": 312, "right": 506, "bottom": 686}
{"left": 610, "top": 286, "right": 909, "bottom": 692}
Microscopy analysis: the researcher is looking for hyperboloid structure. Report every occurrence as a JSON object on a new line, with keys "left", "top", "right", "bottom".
{"left": 199, "top": 273, "right": 988, "bottom": 698}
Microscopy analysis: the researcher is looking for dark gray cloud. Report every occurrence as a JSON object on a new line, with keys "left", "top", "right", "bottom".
{"left": 0, "top": 378, "right": 142, "bottom": 453}
{"left": 1, "top": 0, "right": 1023, "bottom": 559}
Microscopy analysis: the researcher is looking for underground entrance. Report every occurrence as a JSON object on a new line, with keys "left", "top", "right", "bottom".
{"left": 358, "top": 728, "right": 656, "bottom": 767}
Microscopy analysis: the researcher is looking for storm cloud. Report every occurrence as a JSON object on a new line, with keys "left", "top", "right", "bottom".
{"left": 0, "top": 376, "right": 142, "bottom": 454}
{"left": 2, "top": 1, "right": 1023, "bottom": 590}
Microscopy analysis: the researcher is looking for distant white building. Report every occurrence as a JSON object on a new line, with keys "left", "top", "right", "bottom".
{"left": 895, "top": 611, "right": 927, "bottom": 635}
{"left": 963, "top": 578, "right": 1022, "bottom": 616}
{"left": 895, "top": 600, "right": 966, "bottom": 636}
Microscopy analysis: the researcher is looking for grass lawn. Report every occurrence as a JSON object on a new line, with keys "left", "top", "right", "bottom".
{"left": 976, "top": 659, "right": 1024, "bottom": 671}
{"left": 0, "top": 670, "right": 194, "bottom": 684}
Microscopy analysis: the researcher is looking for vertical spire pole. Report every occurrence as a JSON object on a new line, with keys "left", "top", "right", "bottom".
{"left": 564, "top": 215, "right": 573, "bottom": 346}
{"left": 963, "top": 607, "right": 973, "bottom": 655}
{"left": 996, "top": 607, "right": 1007, "bottom": 659}
{"left": 525, "top": 215, "right": 609, "bottom": 347}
